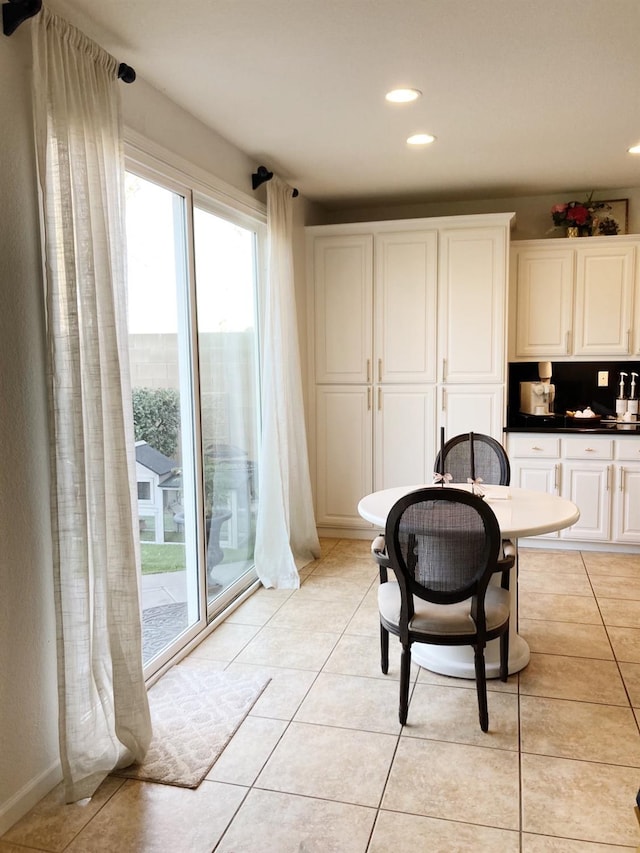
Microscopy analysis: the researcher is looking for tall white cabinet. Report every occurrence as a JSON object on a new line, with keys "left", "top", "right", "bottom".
{"left": 307, "top": 214, "right": 513, "bottom": 531}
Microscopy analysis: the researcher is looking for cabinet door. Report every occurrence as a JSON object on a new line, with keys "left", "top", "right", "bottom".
{"left": 375, "top": 385, "right": 436, "bottom": 490}
{"left": 313, "top": 235, "right": 373, "bottom": 383}
{"left": 375, "top": 231, "right": 438, "bottom": 383}
{"left": 561, "top": 462, "right": 611, "bottom": 541}
{"left": 438, "top": 226, "right": 507, "bottom": 383}
{"left": 441, "top": 385, "right": 504, "bottom": 441}
{"left": 511, "top": 459, "right": 560, "bottom": 495}
{"left": 574, "top": 244, "right": 635, "bottom": 355}
{"left": 614, "top": 465, "right": 640, "bottom": 542}
{"left": 315, "top": 386, "right": 372, "bottom": 528}
{"left": 514, "top": 248, "right": 574, "bottom": 357}
{"left": 510, "top": 460, "right": 560, "bottom": 537}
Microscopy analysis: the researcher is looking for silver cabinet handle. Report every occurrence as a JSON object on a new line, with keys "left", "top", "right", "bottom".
{"left": 606, "top": 464, "right": 611, "bottom": 491}
{"left": 620, "top": 466, "right": 625, "bottom": 492}
{"left": 532, "top": 445, "right": 543, "bottom": 452}
{"left": 366, "top": 359, "right": 371, "bottom": 383}
{"left": 442, "top": 358, "right": 447, "bottom": 382}
{"left": 584, "top": 447, "right": 595, "bottom": 453}
{"left": 367, "top": 388, "right": 371, "bottom": 410}
{"left": 565, "top": 331, "right": 571, "bottom": 354}
{"left": 378, "top": 388, "right": 382, "bottom": 411}
{"left": 378, "top": 358, "right": 382, "bottom": 382}
{"left": 554, "top": 463, "right": 560, "bottom": 492}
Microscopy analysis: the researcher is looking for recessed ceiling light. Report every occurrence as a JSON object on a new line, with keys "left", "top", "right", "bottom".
{"left": 407, "top": 133, "right": 436, "bottom": 146}
{"left": 628, "top": 144, "right": 640, "bottom": 154}
{"left": 385, "top": 88, "right": 422, "bottom": 103}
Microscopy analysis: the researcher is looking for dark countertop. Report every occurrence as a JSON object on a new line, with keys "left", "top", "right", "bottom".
{"left": 505, "top": 424, "right": 640, "bottom": 435}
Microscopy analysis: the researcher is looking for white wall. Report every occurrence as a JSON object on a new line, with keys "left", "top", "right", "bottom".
{"left": 322, "top": 188, "right": 640, "bottom": 239}
{"left": 121, "top": 77, "right": 256, "bottom": 198}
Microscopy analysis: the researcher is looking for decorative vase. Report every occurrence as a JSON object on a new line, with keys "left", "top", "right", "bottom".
{"left": 566, "top": 226, "right": 579, "bottom": 238}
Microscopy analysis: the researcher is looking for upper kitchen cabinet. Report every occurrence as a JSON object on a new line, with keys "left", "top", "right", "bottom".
{"left": 574, "top": 243, "right": 635, "bottom": 355}
{"left": 513, "top": 246, "right": 574, "bottom": 357}
{"left": 512, "top": 236, "right": 638, "bottom": 360}
{"left": 438, "top": 224, "right": 509, "bottom": 383}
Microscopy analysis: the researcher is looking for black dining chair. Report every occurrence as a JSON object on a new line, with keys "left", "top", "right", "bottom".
{"left": 433, "top": 432, "right": 511, "bottom": 486}
{"left": 433, "top": 430, "right": 515, "bottom": 556}
{"left": 372, "top": 487, "right": 514, "bottom": 731}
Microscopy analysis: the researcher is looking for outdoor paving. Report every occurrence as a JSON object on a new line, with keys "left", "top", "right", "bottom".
{"left": 141, "top": 562, "right": 247, "bottom": 612}
{"left": 141, "top": 570, "right": 188, "bottom": 609}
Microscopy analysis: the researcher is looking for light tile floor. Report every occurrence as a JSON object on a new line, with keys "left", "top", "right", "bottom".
{"left": 3, "top": 540, "right": 640, "bottom": 852}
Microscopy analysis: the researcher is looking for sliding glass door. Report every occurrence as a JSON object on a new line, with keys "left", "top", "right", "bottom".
{"left": 193, "top": 203, "right": 261, "bottom": 607}
{"left": 124, "top": 166, "right": 262, "bottom": 672}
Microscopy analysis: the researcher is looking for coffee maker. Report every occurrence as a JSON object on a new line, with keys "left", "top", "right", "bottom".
{"left": 520, "top": 362, "right": 556, "bottom": 416}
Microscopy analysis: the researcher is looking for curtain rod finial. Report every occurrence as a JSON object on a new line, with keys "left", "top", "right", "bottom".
{"left": 117, "top": 62, "right": 136, "bottom": 83}
{"left": 3, "top": 0, "right": 42, "bottom": 37}
{"left": 252, "top": 165, "right": 273, "bottom": 191}
{"left": 251, "top": 165, "right": 299, "bottom": 197}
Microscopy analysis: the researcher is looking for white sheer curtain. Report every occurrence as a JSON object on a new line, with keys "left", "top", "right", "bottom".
{"left": 255, "top": 177, "right": 320, "bottom": 588}
{"left": 32, "top": 9, "right": 151, "bottom": 802}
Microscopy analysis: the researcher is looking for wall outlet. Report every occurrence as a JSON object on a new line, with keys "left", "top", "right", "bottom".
{"left": 598, "top": 371, "right": 609, "bottom": 387}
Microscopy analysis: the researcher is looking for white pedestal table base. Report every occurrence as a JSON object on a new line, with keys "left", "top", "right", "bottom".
{"left": 412, "top": 633, "right": 530, "bottom": 679}
{"left": 412, "top": 543, "right": 530, "bottom": 678}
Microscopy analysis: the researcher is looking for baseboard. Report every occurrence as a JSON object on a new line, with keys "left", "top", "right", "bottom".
{"left": 518, "top": 538, "right": 640, "bottom": 553}
{"left": 317, "top": 526, "right": 377, "bottom": 541}
{"left": 0, "top": 760, "right": 62, "bottom": 835}
{"left": 318, "top": 527, "right": 640, "bottom": 553}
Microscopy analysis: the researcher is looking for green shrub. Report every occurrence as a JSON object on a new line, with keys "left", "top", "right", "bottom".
{"left": 132, "top": 387, "right": 180, "bottom": 458}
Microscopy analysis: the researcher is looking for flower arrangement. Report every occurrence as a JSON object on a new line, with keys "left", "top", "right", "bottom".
{"left": 550, "top": 196, "right": 617, "bottom": 236}
{"left": 551, "top": 201, "right": 592, "bottom": 229}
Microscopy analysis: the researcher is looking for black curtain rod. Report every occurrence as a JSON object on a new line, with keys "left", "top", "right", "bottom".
{"left": 252, "top": 165, "right": 298, "bottom": 198}
{"left": 2, "top": 0, "right": 136, "bottom": 83}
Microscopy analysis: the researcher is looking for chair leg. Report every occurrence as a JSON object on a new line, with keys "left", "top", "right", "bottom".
{"left": 499, "top": 626, "right": 509, "bottom": 683}
{"left": 380, "top": 623, "right": 389, "bottom": 674}
{"left": 473, "top": 644, "right": 489, "bottom": 732}
{"left": 399, "top": 643, "right": 411, "bottom": 725}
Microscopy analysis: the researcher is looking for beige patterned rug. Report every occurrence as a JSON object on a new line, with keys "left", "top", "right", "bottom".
{"left": 115, "top": 662, "right": 270, "bottom": 788}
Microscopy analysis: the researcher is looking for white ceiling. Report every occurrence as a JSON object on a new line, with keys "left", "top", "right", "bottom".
{"left": 48, "top": 0, "right": 640, "bottom": 209}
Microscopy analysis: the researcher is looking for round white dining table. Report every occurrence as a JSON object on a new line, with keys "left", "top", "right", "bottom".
{"left": 357, "top": 484, "right": 580, "bottom": 678}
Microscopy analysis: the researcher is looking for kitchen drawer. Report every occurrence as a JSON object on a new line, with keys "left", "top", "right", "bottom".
{"left": 510, "top": 435, "right": 560, "bottom": 458}
{"left": 614, "top": 438, "right": 640, "bottom": 462}
{"left": 563, "top": 437, "right": 613, "bottom": 460}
